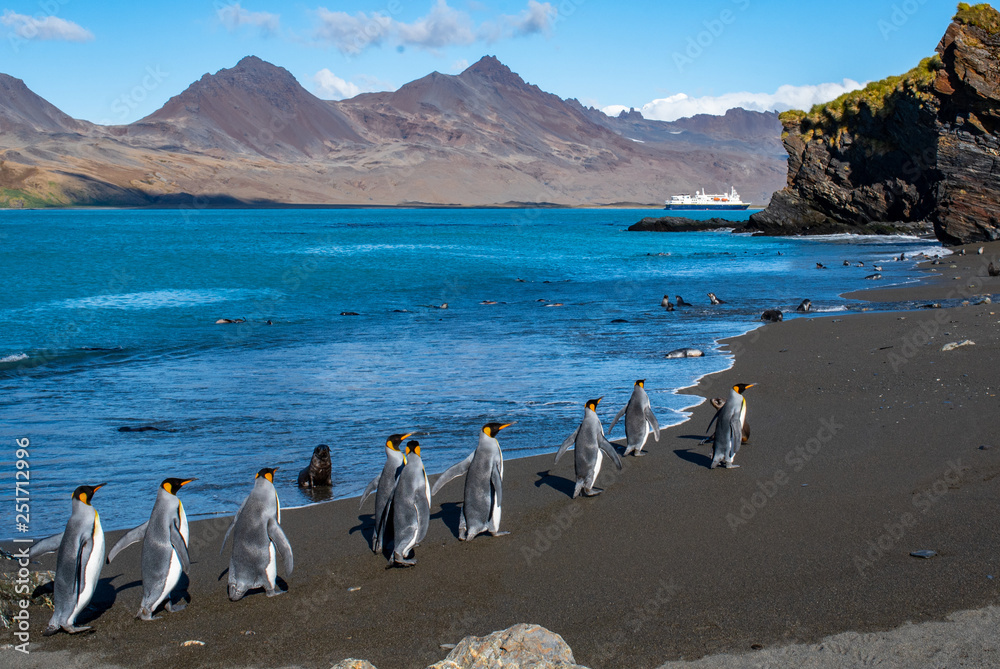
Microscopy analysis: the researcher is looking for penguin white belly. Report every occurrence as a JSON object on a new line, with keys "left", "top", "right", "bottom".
{"left": 179, "top": 502, "right": 189, "bottom": 545}
{"left": 641, "top": 421, "right": 651, "bottom": 451}
{"left": 490, "top": 453, "right": 504, "bottom": 532}
{"left": 151, "top": 551, "right": 182, "bottom": 612}
{"left": 71, "top": 515, "right": 104, "bottom": 625}
{"left": 589, "top": 449, "right": 603, "bottom": 487}
{"left": 265, "top": 543, "right": 277, "bottom": 588}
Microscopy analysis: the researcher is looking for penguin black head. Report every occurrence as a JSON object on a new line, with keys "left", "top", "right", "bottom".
{"left": 585, "top": 397, "right": 603, "bottom": 411}
{"left": 386, "top": 433, "right": 413, "bottom": 451}
{"left": 483, "top": 422, "right": 513, "bottom": 438}
{"left": 635, "top": 380, "right": 645, "bottom": 388}
{"left": 733, "top": 383, "right": 755, "bottom": 394}
{"left": 255, "top": 467, "right": 278, "bottom": 482}
{"left": 405, "top": 440, "right": 421, "bottom": 458}
{"left": 73, "top": 483, "right": 107, "bottom": 506}
{"left": 161, "top": 478, "right": 196, "bottom": 495}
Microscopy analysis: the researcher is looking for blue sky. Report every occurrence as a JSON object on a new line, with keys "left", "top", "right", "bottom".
{"left": 0, "top": 0, "right": 963, "bottom": 124}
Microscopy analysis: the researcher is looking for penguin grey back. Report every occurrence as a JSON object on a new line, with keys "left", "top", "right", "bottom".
{"left": 390, "top": 441, "right": 430, "bottom": 566}
{"left": 222, "top": 469, "right": 293, "bottom": 600}
{"left": 555, "top": 399, "right": 622, "bottom": 498}
{"left": 609, "top": 381, "right": 660, "bottom": 456}
{"left": 359, "top": 433, "right": 412, "bottom": 554}
{"left": 711, "top": 384, "right": 753, "bottom": 469}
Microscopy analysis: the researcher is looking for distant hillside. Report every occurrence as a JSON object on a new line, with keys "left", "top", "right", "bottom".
{"left": 0, "top": 56, "right": 787, "bottom": 208}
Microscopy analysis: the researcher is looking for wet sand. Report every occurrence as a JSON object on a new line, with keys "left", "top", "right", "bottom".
{"left": 6, "top": 242, "right": 1000, "bottom": 669}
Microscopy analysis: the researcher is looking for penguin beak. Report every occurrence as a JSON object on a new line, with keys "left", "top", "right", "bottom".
{"left": 179, "top": 478, "right": 196, "bottom": 487}
{"left": 498, "top": 423, "right": 513, "bottom": 431}
{"left": 745, "top": 384, "right": 756, "bottom": 390}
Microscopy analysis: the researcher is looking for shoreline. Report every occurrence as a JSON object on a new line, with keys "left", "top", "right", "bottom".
{"left": 5, "top": 242, "right": 999, "bottom": 669}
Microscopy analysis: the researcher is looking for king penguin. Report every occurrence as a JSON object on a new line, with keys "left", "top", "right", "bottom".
{"left": 106, "top": 478, "right": 195, "bottom": 620}
{"left": 29, "top": 483, "right": 107, "bottom": 635}
{"left": 710, "top": 383, "right": 755, "bottom": 469}
{"left": 555, "top": 398, "right": 622, "bottom": 498}
{"left": 608, "top": 380, "right": 661, "bottom": 456}
{"left": 221, "top": 468, "right": 293, "bottom": 600}
{"left": 359, "top": 433, "right": 413, "bottom": 554}
{"left": 389, "top": 441, "right": 430, "bottom": 567}
{"left": 431, "top": 422, "right": 512, "bottom": 541}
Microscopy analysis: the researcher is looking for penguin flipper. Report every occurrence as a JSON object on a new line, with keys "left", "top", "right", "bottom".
{"left": 645, "top": 406, "right": 661, "bottom": 441}
{"left": 267, "top": 517, "right": 293, "bottom": 578}
{"left": 430, "top": 452, "right": 474, "bottom": 496}
{"left": 28, "top": 532, "right": 64, "bottom": 560}
{"left": 705, "top": 406, "right": 722, "bottom": 435}
{"left": 106, "top": 522, "right": 148, "bottom": 564}
{"left": 359, "top": 475, "right": 379, "bottom": 510}
{"left": 170, "top": 521, "right": 191, "bottom": 571}
{"left": 608, "top": 404, "right": 627, "bottom": 433}
{"left": 491, "top": 461, "right": 503, "bottom": 514}
{"left": 599, "top": 434, "right": 623, "bottom": 470}
{"left": 554, "top": 427, "right": 580, "bottom": 464}
{"left": 75, "top": 535, "right": 94, "bottom": 601}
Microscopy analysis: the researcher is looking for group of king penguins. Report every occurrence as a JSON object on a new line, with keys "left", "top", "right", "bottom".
{"left": 27, "top": 379, "right": 754, "bottom": 636}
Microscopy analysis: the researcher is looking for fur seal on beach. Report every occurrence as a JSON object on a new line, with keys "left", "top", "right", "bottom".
{"left": 761, "top": 309, "right": 783, "bottom": 323}
{"left": 709, "top": 384, "right": 754, "bottom": 469}
{"left": 106, "top": 478, "right": 194, "bottom": 620}
{"left": 608, "top": 380, "right": 660, "bottom": 456}
{"left": 989, "top": 262, "right": 1000, "bottom": 277}
{"left": 29, "top": 484, "right": 107, "bottom": 635}
{"left": 297, "top": 445, "right": 332, "bottom": 488}
{"left": 666, "top": 348, "right": 704, "bottom": 358}
{"left": 431, "top": 423, "right": 512, "bottom": 540}
{"left": 221, "top": 468, "right": 293, "bottom": 600}
{"left": 864, "top": 273, "right": 883, "bottom": 280}
{"left": 796, "top": 299, "right": 812, "bottom": 313}
{"left": 389, "top": 441, "right": 430, "bottom": 566}
{"left": 359, "top": 433, "right": 413, "bottom": 554}
{"left": 554, "top": 398, "right": 622, "bottom": 498}
{"left": 675, "top": 295, "right": 692, "bottom": 307}
{"left": 708, "top": 292, "right": 725, "bottom": 305}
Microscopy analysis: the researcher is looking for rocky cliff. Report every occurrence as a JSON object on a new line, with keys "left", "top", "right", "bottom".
{"left": 748, "top": 3, "right": 1000, "bottom": 245}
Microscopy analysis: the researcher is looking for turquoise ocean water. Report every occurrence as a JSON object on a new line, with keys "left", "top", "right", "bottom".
{"left": 0, "top": 208, "right": 945, "bottom": 537}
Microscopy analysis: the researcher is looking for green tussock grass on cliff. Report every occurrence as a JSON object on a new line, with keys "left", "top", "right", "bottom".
{"left": 779, "top": 56, "right": 941, "bottom": 144}
{"left": 0, "top": 188, "right": 64, "bottom": 209}
{"left": 955, "top": 3, "right": 1000, "bottom": 33}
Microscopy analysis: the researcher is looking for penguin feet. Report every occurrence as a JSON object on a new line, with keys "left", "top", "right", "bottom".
{"left": 633, "top": 451, "right": 647, "bottom": 457}
{"left": 582, "top": 487, "right": 604, "bottom": 497}
{"left": 227, "top": 585, "right": 246, "bottom": 602}
{"left": 136, "top": 608, "right": 159, "bottom": 621}
{"left": 43, "top": 625, "right": 61, "bottom": 637}
{"left": 489, "top": 530, "right": 511, "bottom": 537}
{"left": 265, "top": 586, "right": 286, "bottom": 597}
{"left": 390, "top": 555, "right": 417, "bottom": 568}
{"left": 62, "top": 624, "right": 93, "bottom": 635}
{"left": 722, "top": 461, "right": 740, "bottom": 468}
{"left": 165, "top": 599, "right": 187, "bottom": 613}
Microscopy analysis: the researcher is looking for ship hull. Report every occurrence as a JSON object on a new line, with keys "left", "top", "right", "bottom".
{"left": 664, "top": 204, "right": 750, "bottom": 210}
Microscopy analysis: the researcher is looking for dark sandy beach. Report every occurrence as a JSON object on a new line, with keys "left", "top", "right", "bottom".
{"left": 6, "top": 242, "right": 1000, "bottom": 669}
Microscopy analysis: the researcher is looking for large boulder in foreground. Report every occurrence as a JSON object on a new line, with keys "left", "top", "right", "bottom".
{"left": 748, "top": 3, "right": 1000, "bottom": 245}
{"left": 427, "top": 623, "right": 588, "bottom": 669}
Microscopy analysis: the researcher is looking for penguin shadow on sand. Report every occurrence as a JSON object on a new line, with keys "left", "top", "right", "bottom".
{"left": 430, "top": 501, "right": 464, "bottom": 540}
{"left": 673, "top": 441, "right": 715, "bottom": 469}
{"left": 106, "top": 571, "right": 192, "bottom": 615}
{"left": 33, "top": 575, "right": 119, "bottom": 628}
{"left": 534, "top": 469, "right": 577, "bottom": 498}
{"left": 348, "top": 512, "right": 377, "bottom": 547}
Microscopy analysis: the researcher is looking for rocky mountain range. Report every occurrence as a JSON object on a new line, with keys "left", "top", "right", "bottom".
{"left": 748, "top": 3, "right": 1000, "bottom": 245}
{"left": 0, "top": 55, "right": 785, "bottom": 209}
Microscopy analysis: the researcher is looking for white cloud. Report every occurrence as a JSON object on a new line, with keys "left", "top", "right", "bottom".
{"left": 313, "top": 69, "right": 362, "bottom": 99}
{"left": 608, "top": 80, "right": 867, "bottom": 122}
{"left": 0, "top": 11, "right": 93, "bottom": 41}
{"left": 312, "top": 69, "right": 394, "bottom": 100}
{"left": 312, "top": 0, "right": 554, "bottom": 54}
{"left": 217, "top": 3, "right": 280, "bottom": 36}
{"left": 480, "top": 0, "right": 556, "bottom": 41}
{"left": 397, "top": 0, "right": 475, "bottom": 49}
{"left": 450, "top": 58, "right": 469, "bottom": 73}
{"left": 313, "top": 7, "right": 393, "bottom": 55}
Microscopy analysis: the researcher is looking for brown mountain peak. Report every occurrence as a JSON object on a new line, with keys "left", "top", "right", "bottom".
{"left": 459, "top": 55, "right": 526, "bottom": 88}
